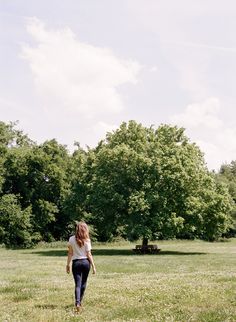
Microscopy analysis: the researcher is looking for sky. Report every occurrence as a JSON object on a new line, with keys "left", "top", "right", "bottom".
{"left": 0, "top": 0, "right": 236, "bottom": 171}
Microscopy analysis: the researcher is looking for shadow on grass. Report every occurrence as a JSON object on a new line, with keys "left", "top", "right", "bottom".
{"left": 31, "top": 249, "right": 206, "bottom": 257}
{"left": 32, "top": 250, "right": 67, "bottom": 256}
{"left": 93, "top": 249, "right": 206, "bottom": 256}
{"left": 35, "top": 304, "right": 58, "bottom": 309}
{"left": 35, "top": 304, "right": 72, "bottom": 310}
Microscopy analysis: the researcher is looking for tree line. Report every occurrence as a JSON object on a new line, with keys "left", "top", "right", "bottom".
{"left": 0, "top": 120, "right": 235, "bottom": 248}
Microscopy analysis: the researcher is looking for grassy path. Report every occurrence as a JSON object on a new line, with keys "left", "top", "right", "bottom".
{"left": 0, "top": 239, "right": 235, "bottom": 321}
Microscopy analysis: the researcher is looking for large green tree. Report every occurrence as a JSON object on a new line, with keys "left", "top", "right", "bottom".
{"left": 77, "top": 121, "right": 232, "bottom": 244}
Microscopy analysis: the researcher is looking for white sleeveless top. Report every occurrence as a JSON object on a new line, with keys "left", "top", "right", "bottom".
{"left": 68, "top": 235, "right": 92, "bottom": 260}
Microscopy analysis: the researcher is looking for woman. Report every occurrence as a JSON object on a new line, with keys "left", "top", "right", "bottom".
{"left": 66, "top": 222, "right": 96, "bottom": 312}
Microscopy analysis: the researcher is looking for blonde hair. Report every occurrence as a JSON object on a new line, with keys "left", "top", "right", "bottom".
{"left": 75, "top": 222, "right": 90, "bottom": 247}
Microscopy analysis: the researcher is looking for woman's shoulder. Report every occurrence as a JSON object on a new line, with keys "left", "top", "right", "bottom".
{"left": 68, "top": 235, "right": 76, "bottom": 243}
{"left": 84, "top": 238, "right": 91, "bottom": 245}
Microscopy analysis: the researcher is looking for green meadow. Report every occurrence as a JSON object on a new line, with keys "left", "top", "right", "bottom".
{"left": 0, "top": 239, "right": 236, "bottom": 322}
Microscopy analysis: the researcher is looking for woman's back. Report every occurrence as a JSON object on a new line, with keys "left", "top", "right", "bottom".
{"left": 68, "top": 235, "right": 91, "bottom": 260}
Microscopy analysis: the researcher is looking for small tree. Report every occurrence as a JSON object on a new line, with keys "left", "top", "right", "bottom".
{"left": 0, "top": 194, "right": 36, "bottom": 248}
{"left": 215, "top": 161, "right": 236, "bottom": 237}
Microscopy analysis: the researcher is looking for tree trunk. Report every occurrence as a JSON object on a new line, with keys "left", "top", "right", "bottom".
{"left": 142, "top": 237, "right": 148, "bottom": 246}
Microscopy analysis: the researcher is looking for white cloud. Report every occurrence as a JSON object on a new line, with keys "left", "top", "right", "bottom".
{"left": 21, "top": 17, "right": 142, "bottom": 116}
{"left": 170, "top": 97, "right": 236, "bottom": 170}
{"left": 196, "top": 135, "right": 236, "bottom": 172}
{"left": 171, "top": 97, "right": 222, "bottom": 129}
{"left": 217, "top": 128, "right": 236, "bottom": 155}
{"left": 92, "top": 121, "right": 119, "bottom": 139}
{"left": 194, "top": 140, "right": 222, "bottom": 171}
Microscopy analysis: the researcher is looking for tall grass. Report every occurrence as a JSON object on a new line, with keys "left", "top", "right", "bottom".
{"left": 0, "top": 239, "right": 235, "bottom": 321}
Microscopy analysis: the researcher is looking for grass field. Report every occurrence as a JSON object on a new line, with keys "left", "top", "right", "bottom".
{"left": 0, "top": 239, "right": 236, "bottom": 322}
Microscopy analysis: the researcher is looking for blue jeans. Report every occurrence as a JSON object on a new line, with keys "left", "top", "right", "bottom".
{"left": 72, "top": 259, "right": 90, "bottom": 306}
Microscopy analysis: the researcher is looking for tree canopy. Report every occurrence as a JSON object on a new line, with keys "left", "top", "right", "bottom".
{"left": 0, "top": 120, "right": 234, "bottom": 247}
{"left": 74, "top": 121, "right": 232, "bottom": 244}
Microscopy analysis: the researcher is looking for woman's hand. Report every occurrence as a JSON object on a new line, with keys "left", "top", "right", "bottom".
{"left": 66, "top": 264, "right": 70, "bottom": 274}
{"left": 92, "top": 267, "right": 96, "bottom": 274}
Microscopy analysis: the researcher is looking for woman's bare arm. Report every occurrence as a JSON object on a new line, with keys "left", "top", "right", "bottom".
{"left": 66, "top": 245, "right": 73, "bottom": 274}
